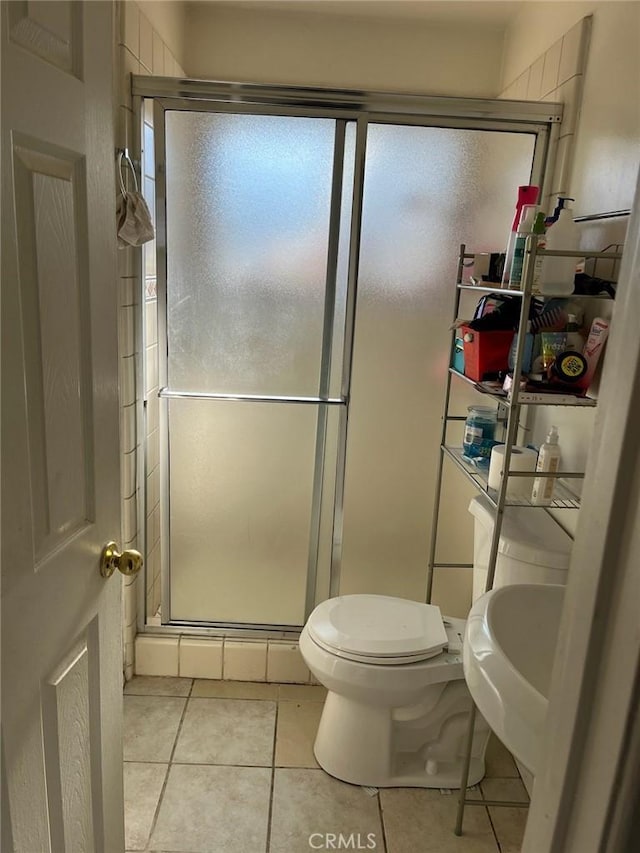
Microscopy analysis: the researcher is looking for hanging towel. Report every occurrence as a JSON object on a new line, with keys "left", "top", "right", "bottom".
{"left": 116, "top": 151, "right": 155, "bottom": 248}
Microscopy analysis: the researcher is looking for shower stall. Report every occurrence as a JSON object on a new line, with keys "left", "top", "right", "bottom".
{"left": 134, "top": 78, "right": 558, "bottom": 635}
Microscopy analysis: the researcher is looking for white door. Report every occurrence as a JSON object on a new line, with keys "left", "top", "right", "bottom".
{"left": 1, "top": 2, "right": 125, "bottom": 850}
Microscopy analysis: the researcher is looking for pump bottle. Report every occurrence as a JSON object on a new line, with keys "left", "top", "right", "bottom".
{"left": 539, "top": 200, "right": 579, "bottom": 296}
{"left": 531, "top": 426, "right": 562, "bottom": 505}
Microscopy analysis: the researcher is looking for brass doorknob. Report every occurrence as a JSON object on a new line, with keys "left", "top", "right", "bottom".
{"left": 100, "top": 541, "right": 143, "bottom": 578}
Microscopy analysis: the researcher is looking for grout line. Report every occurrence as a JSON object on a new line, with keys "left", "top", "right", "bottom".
{"left": 376, "top": 791, "right": 388, "bottom": 853}
{"left": 264, "top": 699, "right": 280, "bottom": 853}
{"left": 143, "top": 680, "right": 194, "bottom": 849}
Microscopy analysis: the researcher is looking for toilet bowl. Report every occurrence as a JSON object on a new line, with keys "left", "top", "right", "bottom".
{"left": 299, "top": 594, "right": 490, "bottom": 788}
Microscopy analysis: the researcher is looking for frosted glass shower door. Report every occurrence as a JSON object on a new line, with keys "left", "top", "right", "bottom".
{"left": 162, "top": 110, "right": 349, "bottom": 626}
{"left": 339, "top": 125, "right": 537, "bottom": 604}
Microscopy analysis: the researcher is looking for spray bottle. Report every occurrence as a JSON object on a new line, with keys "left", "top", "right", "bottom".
{"left": 508, "top": 204, "right": 539, "bottom": 289}
{"left": 501, "top": 185, "right": 539, "bottom": 287}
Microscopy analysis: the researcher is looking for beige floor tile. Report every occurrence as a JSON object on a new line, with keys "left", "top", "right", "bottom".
{"left": 149, "top": 764, "right": 271, "bottom": 853}
{"left": 481, "top": 778, "right": 529, "bottom": 853}
{"left": 191, "top": 679, "right": 278, "bottom": 700}
{"left": 275, "top": 700, "right": 322, "bottom": 768}
{"left": 173, "top": 698, "right": 276, "bottom": 766}
{"left": 123, "top": 762, "right": 167, "bottom": 850}
{"left": 484, "top": 734, "right": 519, "bottom": 778}
{"left": 278, "top": 684, "right": 327, "bottom": 702}
{"left": 270, "top": 768, "right": 383, "bottom": 853}
{"left": 123, "top": 696, "right": 186, "bottom": 762}
{"left": 381, "top": 787, "right": 498, "bottom": 853}
{"left": 124, "top": 676, "right": 193, "bottom": 697}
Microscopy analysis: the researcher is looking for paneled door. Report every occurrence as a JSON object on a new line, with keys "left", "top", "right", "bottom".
{"left": 1, "top": 2, "right": 124, "bottom": 850}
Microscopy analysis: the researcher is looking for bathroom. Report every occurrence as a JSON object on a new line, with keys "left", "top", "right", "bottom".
{"left": 117, "top": 1, "right": 639, "bottom": 850}
{"left": 2, "top": 1, "right": 638, "bottom": 851}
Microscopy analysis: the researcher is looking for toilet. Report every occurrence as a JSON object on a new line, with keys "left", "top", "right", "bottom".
{"left": 299, "top": 596, "right": 490, "bottom": 788}
{"left": 299, "top": 494, "right": 572, "bottom": 789}
{"left": 469, "top": 493, "right": 572, "bottom": 601}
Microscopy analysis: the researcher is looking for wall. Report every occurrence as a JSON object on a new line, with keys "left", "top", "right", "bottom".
{"left": 183, "top": 2, "right": 504, "bottom": 96}
{"left": 500, "top": 1, "right": 640, "bottom": 217}
{"left": 116, "top": 0, "right": 187, "bottom": 680}
{"left": 137, "top": 0, "right": 187, "bottom": 70}
{"left": 499, "top": 1, "right": 640, "bottom": 534}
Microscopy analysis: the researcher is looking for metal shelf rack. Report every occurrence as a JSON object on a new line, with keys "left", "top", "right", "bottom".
{"left": 424, "top": 239, "right": 622, "bottom": 836}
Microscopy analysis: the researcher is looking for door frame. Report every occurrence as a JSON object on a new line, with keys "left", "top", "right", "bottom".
{"left": 133, "top": 77, "right": 561, "bottom": 635}
{"left": 523, "top": 170, "right": 640, "bottom": 852}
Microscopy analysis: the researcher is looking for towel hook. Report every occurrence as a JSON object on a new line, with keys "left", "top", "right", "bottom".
{"left": 117, "top": 148, "right": 139, "bottom": 195}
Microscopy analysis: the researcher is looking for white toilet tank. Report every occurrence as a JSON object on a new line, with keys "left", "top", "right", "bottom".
{"left": 469, "top": 494, "right": 572, "bottom": 602}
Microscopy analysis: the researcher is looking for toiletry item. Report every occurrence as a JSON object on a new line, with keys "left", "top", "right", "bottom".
{"left": 540, "top": 331, "right": 567, "bottom": 370}
{"left": 531, "top": 211, "right": 547, "bottom": 294}
{"left": 544, "top": 196, "right": 574, "bottom": 228}
{"left": 463, "top": 406, "right": 498, "bottom": 460}
{"left": 508, "top": 204, "right": 538, "bottom": 289}
{"left": 565, "top": 313, "right": 586, "bottom": 351}
{"left": 530, "top": 301, "right": 568, "bottom": 333}
{"left": 507, "top": 323, "right": 534, "bottom": 373}
{"left": 550, "top": 350, "right": 588, "bottom": 384}
{"left": 501, "top": 185, "right": 540, "bottom": 287}
{"left": 531, "top": 426, "right": 562, "bottom": 505}
{"left": 488, "top": 445, "right": 538, "bottom": 500}
{"left": 539, "top": 200, "right": 579, "bottom": 295}
{"left": 579, "top": 317, "right": 610, "bottom": 388}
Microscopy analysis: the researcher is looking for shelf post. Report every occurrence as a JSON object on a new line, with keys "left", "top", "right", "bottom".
{"left": 426, "top": 244, "right": 467, "bottom": 603}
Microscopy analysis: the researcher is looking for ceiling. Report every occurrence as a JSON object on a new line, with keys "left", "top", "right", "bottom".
{"left": 196, "top": 1, "right": 527, "bottom": 28}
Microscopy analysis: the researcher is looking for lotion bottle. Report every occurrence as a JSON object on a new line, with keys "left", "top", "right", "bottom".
{"left": 565, "top": 314, "right": 586, "bottom": 352}
{"left": 531, "top": 426, "right": 561, "bottom": 505}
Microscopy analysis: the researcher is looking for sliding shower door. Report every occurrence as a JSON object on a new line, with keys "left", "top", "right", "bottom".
{"left": 159, "top": 108, "right": 356, "bottom": 626}
{"left": 144, "top": 80, "right": 551, "bottom": 631}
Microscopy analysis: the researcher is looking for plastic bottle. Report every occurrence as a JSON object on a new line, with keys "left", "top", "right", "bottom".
{"left": 531, "top": 426, "right": 562, "bottom": 505}
{"left": 463, "top": 406, "right": 498, "bottom": 461}
{"left": 508, "top": 204, "right": 538, "bottom": 289}
{"left": 530, "top": 211, "right": 547, "bottom": 295}
{"left": 565, "top": 313, "right": 586, "bottom": 351}
{"left": 544, "top": 196, "right": 574, "bottom": 228}
{"left": 501, "top": 185, "right": 540, "bottom": 287}
{"left": 539, "top": 200, "right": 579, "bottom": 296}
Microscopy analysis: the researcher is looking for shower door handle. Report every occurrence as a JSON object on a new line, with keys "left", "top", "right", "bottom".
{"left": 100, "top": 541, "right": 143, "bottom": 578}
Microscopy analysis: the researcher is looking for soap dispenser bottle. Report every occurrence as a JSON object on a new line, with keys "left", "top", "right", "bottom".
{"left": 539, "top": 200, "right": 579, "bottom": 296}
{"left": 531, "top": 426, "right": 562, "bottom": 506}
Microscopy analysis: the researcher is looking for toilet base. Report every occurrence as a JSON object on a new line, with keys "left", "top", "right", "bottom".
{"left": 313, "top": 682, "right": 490, "bottom": 789}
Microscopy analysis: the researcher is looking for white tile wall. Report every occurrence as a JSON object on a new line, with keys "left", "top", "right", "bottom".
{"left": 527, "top": 55, "right": 545, "bottom": 100}
{"left": 152, "top": 30, "right": 164, "bottom": 75}
{"left": 117, "top": 0, "right": 187, "bottom": 681}
{"left": 179, "top": 639, "right": 224, "bottom": 679}
{"left": 139, "top": 12, "right": 153, "bottom": 72}
{"left": 224, "top": 641, "right": 268, "bottom": 682}
{"left": 541, "top": 38, "right": 561, "bottom": 98}
{"left": 133, "top": 636, "right": 315, "bottom": 683}
{"left": 266, "top": 643, "right": 310, "bottom": 684}
{"left": 135, "top": 636, "right": 179, "bottom": 677}
{"left": 558, "top": 20, "right": 584, "bottom": 87}
{"left": 499, "top": 16, "right": 591, "bottom": 209}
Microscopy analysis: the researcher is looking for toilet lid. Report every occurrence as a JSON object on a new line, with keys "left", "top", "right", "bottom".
{"left": 307, "top": 595, "right": 448, "bottom": 661}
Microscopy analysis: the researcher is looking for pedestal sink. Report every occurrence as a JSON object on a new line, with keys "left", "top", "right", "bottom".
{"left": 463, "top": 583, "right": 565, "bottom": 776}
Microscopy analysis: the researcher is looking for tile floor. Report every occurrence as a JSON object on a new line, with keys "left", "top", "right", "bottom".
{"left": 124, "top": 676, "right": 529, "bottom": 853}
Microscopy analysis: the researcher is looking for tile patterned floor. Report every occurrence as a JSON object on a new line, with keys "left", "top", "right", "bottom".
{"left": 123, "top": 677, "right": 529, "bottom": 853}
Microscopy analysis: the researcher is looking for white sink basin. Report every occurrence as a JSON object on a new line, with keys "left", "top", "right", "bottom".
{"left": 463, "top": 583, "right": 565, "bottom": 776}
